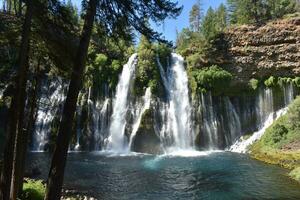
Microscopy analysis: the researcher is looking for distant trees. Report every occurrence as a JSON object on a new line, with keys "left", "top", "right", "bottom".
{"left": 202, "top": 4, "right": 227, "bottom": 41}
{"left": 177, "top": 0, "right": 298, "bottom": 68}
{"left": 227, "top": 0, "right": 298, "bottom": 25}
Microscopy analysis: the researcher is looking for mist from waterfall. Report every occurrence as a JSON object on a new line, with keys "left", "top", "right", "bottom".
{"left": 106, "top": 53, "right": 137, "bottom": 152}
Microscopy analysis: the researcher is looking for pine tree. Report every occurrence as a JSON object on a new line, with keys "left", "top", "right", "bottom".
{"left": 216, "top": 3, "right": 227, "bottom": 32}
{"left": 189, "top": 0, "right": 202, "bottom": 32}
{"left": 202, "top": 7, "right": 217, "bottom": 40}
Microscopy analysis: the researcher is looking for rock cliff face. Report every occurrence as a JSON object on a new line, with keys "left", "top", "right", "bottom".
{"left": 208, "top": 17, "right": 300, "bottom": 85}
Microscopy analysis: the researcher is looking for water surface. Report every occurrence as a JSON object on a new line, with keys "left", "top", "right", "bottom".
{"left": 26, "top": 151, "right": 300, "bottom": 200}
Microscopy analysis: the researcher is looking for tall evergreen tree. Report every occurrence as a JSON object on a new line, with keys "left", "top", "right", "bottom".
{"left": 216, "top": 3, "right": 227, "bottom": 31}
{"left": 202, "top": 7, "right": 217, "bottom": 40}
{"left": 0, "top": 1, "right": 33, "bottom": 199}
{"left": 189, "top": 0, "right": 202, "bottom": 32}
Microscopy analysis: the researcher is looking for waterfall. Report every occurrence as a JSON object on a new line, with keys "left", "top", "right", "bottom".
{"left": 256, "top": 87, "right": 274, "bottom": 125}
{"left": 128, "top": 87, "right": 152, "bottom": 150}
{"left": 283, "top": 82, "right": 294, "bottom": 105}
{"left": 230, "top": 83, "right": 296, "bottom": 153}
{"left": 158, "top": 53, "right": 195, "bottom": 151}
{"left": 92, "top": 98, "right": 110, "bottom": 150}
{"left": 74, "top": 106, "right": 82, "bottom": 151}
{"left": 230, "top": 107, "right": 288, "bottom": 153}
{"left": 200, "top": 92, "right": 219, "bottom": 149}
{"left": 106, "top": 53, "right": 137, "bottom": 152}
{"left": 224, "top": 97, "right": 242, "bottom": 145}
{"left": 32, "top": 78, "right": 67, "bottom": 151}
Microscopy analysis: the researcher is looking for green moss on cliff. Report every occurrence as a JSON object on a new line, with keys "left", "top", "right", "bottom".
{"left": 249, "top": 78, "right": 259, "bottom": 90}
{"left": 188, "top": 65, "right": 233, "bottom": 96}
{"left": 264, "top": 76, "right": 277, "bottom": 87}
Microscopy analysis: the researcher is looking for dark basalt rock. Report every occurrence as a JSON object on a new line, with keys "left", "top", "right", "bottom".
{"left": 131, "top": 108, "right": 162, "bottom": 154}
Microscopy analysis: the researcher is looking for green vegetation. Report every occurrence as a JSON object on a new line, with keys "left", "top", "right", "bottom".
{"left": 278, "top": 77, "right": 293, "bottom": 87}
{"left": 227, "top": 0, "right": 298, "bottom": 25}
{"left": 255, "top": 96, "right": 300, "bottom": 149}
{"left": 177, "top": 3, "right": 228, "bottom": 68}
{"left": 135, "top": 36, "right": 172, "bottom": 96}
{"left": 21, "top": 179, "right": 45, "bottom": 200}
{"left": 177, "top": 0, "right": 299, "bottom": 92}
{"left": 249, "top": 78, "right": 259, "bottom": 90}
{"left": 289, "top": 167, "right": 300, "bottom": 182}
{"left": 188, "top": 65, "right": 233, "bottom": 95}
{"left": 250, "top": 96, "right": 300, "bottom": 181}
{"left": 264, "top": 76, "right": 277, "bottom": 88}
{"left": 135, "top": 36, "right": 159, "bottom": 95}
{"left": 247, "top": 76, "right": 300, "bottom": 91}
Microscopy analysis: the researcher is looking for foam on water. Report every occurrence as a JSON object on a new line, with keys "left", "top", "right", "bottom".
{"left": 163, "top": 149, "right": 224, "bottom": 157}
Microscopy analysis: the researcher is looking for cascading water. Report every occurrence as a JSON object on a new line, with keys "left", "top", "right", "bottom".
{"left": 32, "top": 78, "right": 67, "bottom": 151}
{"left": 230, "top": 107, "right": 288, "bottom": 153}
{"left": 158, "top": 53, "right": 195, "bottom": 152}
{"left": 224, "top": 97, "right": 242, "bottom": 146}
{"left": 106, "top": 53, "right": 137, "bottom": 152}
{"left": 230, "top": 84, "right": 296, "bottom": 153}
{"left": 128, "top": 87, "right": 152, "bottom": 150}
{"left": 200, "top": 92, "right": 219, "bottom": 149}
{"left": 283, "top": 82, "right": 294, "bottom": 105}
{"left": 74, "top": 106, "right": 82, "bottom": 151}
{"left": 29, "top": 51, "right": 298, "bottom": 153}
{"left": 256, "top": 87, "right": 274, "bottom": 125}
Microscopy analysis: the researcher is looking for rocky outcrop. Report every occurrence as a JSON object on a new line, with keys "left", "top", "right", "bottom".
{"left": 131, "top": 108, "right": 162, "bottom": 154}
{"left": 208, "top": 17, "right": 300, "bottom": 85}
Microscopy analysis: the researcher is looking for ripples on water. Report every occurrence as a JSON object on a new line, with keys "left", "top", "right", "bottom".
{"left": 26, "top": 151, "right": 300, "bottom": 200}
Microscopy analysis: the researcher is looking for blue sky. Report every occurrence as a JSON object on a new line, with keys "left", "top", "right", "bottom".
{"left": 0, "top": 0, "right": 226, "bottom": 42}
{"left": 71, "top": 0, "right": 226, "bottom": 42}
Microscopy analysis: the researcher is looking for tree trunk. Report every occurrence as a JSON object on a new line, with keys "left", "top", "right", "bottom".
{"left": 0, "top": 1, "right": 33, "bottom": 200}
{"left": 16, "top": 60, "right": 42, "bottom": 197}
{"left": 44, "top": 0, "right": 97, "bottom": 199}
{"left": 8, "top": 0, "right": 12, "bottom": 13}
{"left": 18, "top": 0, "right": 22, "bottom": 16}
{"left": 13, "top": 0, "right": 17, "bottom": 15}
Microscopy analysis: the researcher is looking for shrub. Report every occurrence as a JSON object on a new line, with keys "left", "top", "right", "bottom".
{"left": 193, "top": 65, "right": 232, "bottom": 93}
{"left": 293, "top": 77, "right": 300, "bottom": 88}
{"left": 264, "top": 76, "right": 277, "bottom": 87}
{"left": 289, "top": 167, "right": 300, "bottom": 182}
{"left": 21, "top": 179, "right": 45, "bottom": 200}
{"left": 287, "top": 96, "right": 300, "bottom": 129}
{"left": 249, "top": 78, "right": 259, "bottom": 90}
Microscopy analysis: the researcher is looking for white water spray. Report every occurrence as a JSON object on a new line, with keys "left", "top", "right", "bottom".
{"left": 106, "top": 54, "right": 137, "bottom": 152}
{"left": 159, "top": 53, "right": 195, "bottom": 152}
{"left": 230, "top": 107, "right": 288, "bottom": 153}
